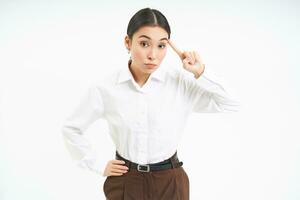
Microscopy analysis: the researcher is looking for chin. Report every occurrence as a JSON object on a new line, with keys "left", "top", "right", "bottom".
{"left": 145, "top": 68, "right": 157, "bottom": 73}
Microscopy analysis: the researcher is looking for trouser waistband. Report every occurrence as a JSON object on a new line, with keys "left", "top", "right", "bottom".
{"left": 115, "top": 151, "right": 183, "bottom": 172}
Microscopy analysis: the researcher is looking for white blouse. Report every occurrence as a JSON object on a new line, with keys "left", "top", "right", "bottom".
{"left": 61, "top": 63, "right": 240, "bottom": 177}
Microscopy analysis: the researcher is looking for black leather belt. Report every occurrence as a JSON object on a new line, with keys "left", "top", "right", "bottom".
{"left": 115, "top": 151, "right": 183, "bottom": 172}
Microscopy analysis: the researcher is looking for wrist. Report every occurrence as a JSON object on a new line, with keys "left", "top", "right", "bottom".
{"left": 193, "top": 64, "right": 205, "bottom": 79}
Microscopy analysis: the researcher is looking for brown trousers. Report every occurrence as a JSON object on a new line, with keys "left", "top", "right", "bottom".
{"left": 103, "top": 165, "right": 189, "bottom": 200}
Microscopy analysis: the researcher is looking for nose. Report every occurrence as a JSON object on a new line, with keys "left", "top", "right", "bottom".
{"left": 147, "top": 47, "right": 156, "bottom": 60}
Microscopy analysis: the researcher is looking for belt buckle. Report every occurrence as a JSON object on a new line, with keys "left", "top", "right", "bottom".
{"left": 137, "top": 164, "right": 150, "bottom": 172}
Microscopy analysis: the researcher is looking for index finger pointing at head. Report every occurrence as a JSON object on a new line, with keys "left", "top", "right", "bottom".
{"left": 168, "top": 39, "right": 185, "bottom": 60}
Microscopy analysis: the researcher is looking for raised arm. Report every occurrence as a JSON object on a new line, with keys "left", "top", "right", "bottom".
{"left": 168, "top": 39, "right": 240, "bottom": 113}
{"left": 181, "top": 66, "right": 240, "bottom": 113}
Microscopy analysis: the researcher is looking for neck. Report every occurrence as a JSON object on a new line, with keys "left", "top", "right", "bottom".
{"left": 128, "top": 60, "right": 150, "bottom": 87}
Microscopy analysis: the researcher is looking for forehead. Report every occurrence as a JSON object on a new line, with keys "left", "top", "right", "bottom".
{"left": 133, "top": 26, "right": 168, "bottom": 41}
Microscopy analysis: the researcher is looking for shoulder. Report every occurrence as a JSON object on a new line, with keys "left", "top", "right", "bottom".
{"left": 91, "top": 67, "right": 123, "bottom": 90}
{"left": 164, "top": 66, "right": 195, "bottom": 84}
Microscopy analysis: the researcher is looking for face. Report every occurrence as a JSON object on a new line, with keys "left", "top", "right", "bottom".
{"left": 125, "top": 26, "right": 169, "bottom": 76}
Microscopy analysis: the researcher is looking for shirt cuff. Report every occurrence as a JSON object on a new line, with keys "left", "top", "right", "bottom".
{"left": 75, "top": 151, "right": 107, "bottom": 179}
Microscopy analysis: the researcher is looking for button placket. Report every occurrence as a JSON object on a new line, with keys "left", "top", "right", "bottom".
{"left": 135, "top": 93, "right": 149, "bottom": 162}
{"left": 135, "top": 93, "right": 148, "bottom": 129}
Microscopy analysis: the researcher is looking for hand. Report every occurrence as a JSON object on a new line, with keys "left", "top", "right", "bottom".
{"left": 168, "top": 39, "right": 205, "bottom": 78}
{"left": 103, "top": 159, "right": 129, "bottom": 177}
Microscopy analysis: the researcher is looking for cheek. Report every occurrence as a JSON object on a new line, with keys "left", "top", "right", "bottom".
{"left": 131, "top": 50, "right": 144, "bottom": 60}
{"left": 132, "top": 49, "right": 147, "bottom": 59}
{"left": 159, "top": 50, "right": 167, "bottom": 59}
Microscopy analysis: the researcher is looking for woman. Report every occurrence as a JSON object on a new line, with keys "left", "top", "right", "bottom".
{"left": 62, "top": 7, "right": 239, "bottom": 200}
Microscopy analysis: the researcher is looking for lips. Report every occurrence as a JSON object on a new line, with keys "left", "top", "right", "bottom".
{"left": 145, "top": 63, "right": 157, "bottom": 68}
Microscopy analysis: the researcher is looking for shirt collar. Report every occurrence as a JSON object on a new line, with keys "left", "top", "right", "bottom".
{"left": 117, "top": 60, "right": 165, "bottom": 84}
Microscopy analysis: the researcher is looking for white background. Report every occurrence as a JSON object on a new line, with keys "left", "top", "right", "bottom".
{"left": 0, "top": 0, "right": 299, "bottom": 199}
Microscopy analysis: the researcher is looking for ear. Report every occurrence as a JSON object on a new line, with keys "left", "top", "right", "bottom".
{"left": 124, "top": 35, "right": 131, "bottom": 50}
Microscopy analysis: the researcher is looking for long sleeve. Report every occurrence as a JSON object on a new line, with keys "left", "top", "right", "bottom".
{"left": 61, "top": 84, "right": 106, "bottom": 176}
{"left": 182, "top": 65, "right": 241, "bottom": 113}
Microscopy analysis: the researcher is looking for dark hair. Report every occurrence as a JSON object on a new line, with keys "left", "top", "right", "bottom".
{"left": 126, "top": 8, "right": 171, "bottom": 40}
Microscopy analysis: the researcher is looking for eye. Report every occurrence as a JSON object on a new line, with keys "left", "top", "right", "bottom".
{"left": 159, "top": 44, "right": 166, "bottom": 49}
{"left": 140, "top": 41, "right": 150, "bottom": 47}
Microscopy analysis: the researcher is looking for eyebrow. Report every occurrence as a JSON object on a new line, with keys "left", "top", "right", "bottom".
{"left": 138, "top": 35, "right": 168, "bottom": 42}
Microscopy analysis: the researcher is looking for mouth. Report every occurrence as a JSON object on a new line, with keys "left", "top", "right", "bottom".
{"left": 145, "top": 63, "right": 157, "bottom": 69}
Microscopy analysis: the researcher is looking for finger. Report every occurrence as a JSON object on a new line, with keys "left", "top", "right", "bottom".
{"left": 168, "top": 39, "right": 185, "bottom": 60}
{"left": 191, "top": 51, "right": 196, "bottom": 63}
{"left": 112, "top": 160, "right": 126, "bottom": 164}
{"left": 187, "top": 52, "right": 195, "bottom": 64}
{"left": 192, "top": 51, "right": 197, "bottom": 61}
{"left": 183, "top": 52, "right": 194, "bottom": 64}
{"left": 182, "top": 59, "right": 190, "bottom": 68}
{"left": 182, "top": 52, "right": 190, "bottom": 60}
{"left": 109, "top": 172, "right": 124, "bottom": 176}
{"left": 111, "top": 168, "right": 128, "bottom": 173}
{"left": 194, "top": 51, "right": 203, "bottom": 63}
{"left": 112, "top": 164, "right": 129, "bottom": 170}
